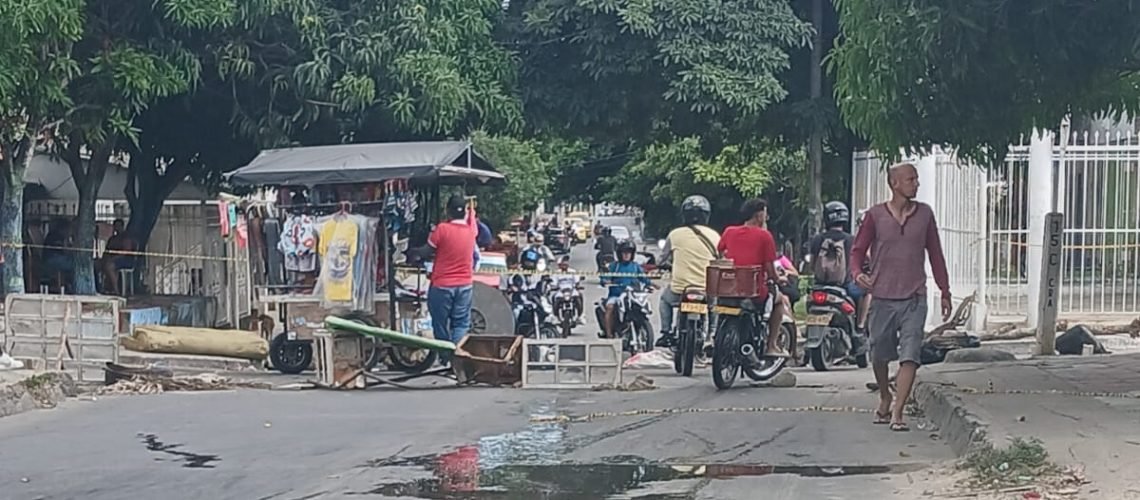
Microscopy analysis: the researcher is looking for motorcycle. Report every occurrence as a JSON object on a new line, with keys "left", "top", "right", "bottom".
{"left": 596, "top": 251, "right": 615, "bottom": 274}
{"left": 672, "top": 286, "right": 709, "bottom": 377}
{"left": 595, "top": 283, "right": 655, "bottom": 353}
{"left": 803, "top": 285, "right": 867, "bottom": 371}
{"left": 711, "top": 283, "right": 796, "bottom": 390}
{"left": 508, "top": 277, "right": 559, "bottom": 339}
{"left": 549, "top": 277, "right": 583, "bottom": 338}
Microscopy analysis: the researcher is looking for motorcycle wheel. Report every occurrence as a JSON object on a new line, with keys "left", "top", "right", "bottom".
{"left": 469, "top": 309, "right": 487, "bottom": 335}
{"left": 561, "top": 318, "right": 573, "bottom": 338}
{"left": 743, "top": 323, "right": 794, "bottom": 382}
{"left": 269, "top": 334, "right": 312, "bottom": 375}
{"left": 810, "top": 343, "right": 831, "bottom": 372}
{"left": 538, "top": 324, "right": 561, "bottom": 339}
{"left": 712, "top": 317, "right": 741, "bottom": 390}
{"left": 672, "top": 338, "right": 684, "bottom": 374}
{"left": 680, "top": 319, "right": 697, "bottom": 377}
{"left": 635, "top": 321, "right": 655, "bottom": 354}
{"left": 390, "top": 346, "right": 438, "bottom": 374}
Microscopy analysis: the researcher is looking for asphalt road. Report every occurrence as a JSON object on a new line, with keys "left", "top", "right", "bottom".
{"left": 0, "top": 215, "right": 958, "bottom": 499}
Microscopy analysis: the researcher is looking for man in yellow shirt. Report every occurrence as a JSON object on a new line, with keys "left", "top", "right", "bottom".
{"left": 656, "top": 195, "right": 720, "bottom": 348}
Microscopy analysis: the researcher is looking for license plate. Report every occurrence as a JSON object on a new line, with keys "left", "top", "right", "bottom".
{"left": 680, "top": 302, "right": 707, "bottom": 314}
{"left": 805, "top": 313, "right": 833, "bottom": 326}
{"left": 713, "top": 305, "right": 742, "bottom": 316}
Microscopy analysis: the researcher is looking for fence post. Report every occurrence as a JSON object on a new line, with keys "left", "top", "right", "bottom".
{"left": 915, "top": 152, "right": 939, "bottom": 328}
{"left": 1026, "top": 129, "right": 1055, "bottom": 328}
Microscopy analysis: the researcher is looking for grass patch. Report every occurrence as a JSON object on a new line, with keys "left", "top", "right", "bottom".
{"left": 961, "top": 437, "right": 1057, "bottom": 488}
{"left": 20, "top": 373, "right": 55, "bottom": 390}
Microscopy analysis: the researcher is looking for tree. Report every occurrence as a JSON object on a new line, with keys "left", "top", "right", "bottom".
{"left": 606, "top": 137, "right": 806, "bottom": 236}
{"left": 54, "top": 0, "right": 237, "bottom": 294}
{"left": 830, "top": 0, "right": 1140, "bottom": 164}
{"left": 470, "top": 131, "right": 557, "bottom": 230}
{"left": 0, "top": 0, "right": 84, "bottom": 294}
{"left": 505, "top": 0, "right": 811, "bottom": 146}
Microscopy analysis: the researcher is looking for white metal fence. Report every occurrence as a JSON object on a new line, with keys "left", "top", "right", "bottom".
{"left": 853, "top": 129, "right": 1140, "bottom": 328}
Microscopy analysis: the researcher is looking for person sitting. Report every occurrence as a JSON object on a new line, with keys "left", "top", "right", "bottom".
{"left": 717, "top": 198, "right": 790, "bottom": 358}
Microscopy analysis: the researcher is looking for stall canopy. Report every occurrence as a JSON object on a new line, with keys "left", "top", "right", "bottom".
{"left": 226, "top": 141, "right": 504, "bottom": 186}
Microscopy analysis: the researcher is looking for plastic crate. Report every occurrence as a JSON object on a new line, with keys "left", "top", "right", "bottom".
{"left": 521, "top": 338, "right": 622, "bottom": 389}
{"left": 313, "top": 329, "right": 367, "bottom": 389}
{"left": 705, "top": 261, "right": 765, "bottom": 299}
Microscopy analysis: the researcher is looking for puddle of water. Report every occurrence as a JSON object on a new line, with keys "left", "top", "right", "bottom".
{"left": 361, "top": 449, "right": 924, "bottom": 499}
{"left": 138, "top": 433, "right": 220, "bottom": 469}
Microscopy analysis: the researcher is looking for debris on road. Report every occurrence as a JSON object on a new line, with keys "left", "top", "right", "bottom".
{"left": 96, "top": 373, "right": 271, "bottom": 396}
{"left": 592, "top": 374, "right": 655, "bottom": 392}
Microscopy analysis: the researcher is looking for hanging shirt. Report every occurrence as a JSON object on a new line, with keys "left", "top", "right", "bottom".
{"left": 318, "top": 217, "right": 359, "bottom": 302}
{"left": 280, "top": 214, "right": 318, "bottom": 272}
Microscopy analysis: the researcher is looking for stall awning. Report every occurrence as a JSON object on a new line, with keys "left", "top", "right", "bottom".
{"left": 226, "top": 141, "right": 504, "bottom": 186}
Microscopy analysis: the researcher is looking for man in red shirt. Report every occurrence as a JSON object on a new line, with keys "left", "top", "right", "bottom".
{"left": 850, "top": 162, "right": 952, "bottom": 432}
{"left": 717, "top": 198, "right": 790, "bottom": 358}
{"left": 427, "top": 195, "right": 478, "bottom": 361}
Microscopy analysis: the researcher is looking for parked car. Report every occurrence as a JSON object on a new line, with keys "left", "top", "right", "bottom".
{"left": 610, "top": 225, "right": 631, "bottom": 242}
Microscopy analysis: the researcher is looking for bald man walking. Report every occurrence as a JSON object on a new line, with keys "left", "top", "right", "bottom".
{"left": 850, "top": 162, "right": 952, "bottom": 432}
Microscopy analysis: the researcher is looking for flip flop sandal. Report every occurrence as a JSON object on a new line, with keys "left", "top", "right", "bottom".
{"left": 873, "top": 411, "right": 891, "bottom": 425}
{"left": 889, "top": 422, "right": 910, "bottom": 432}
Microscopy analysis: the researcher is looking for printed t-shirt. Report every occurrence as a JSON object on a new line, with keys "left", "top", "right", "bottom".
{"left": 318, "top": 218, "right": 359, "bottom": 302}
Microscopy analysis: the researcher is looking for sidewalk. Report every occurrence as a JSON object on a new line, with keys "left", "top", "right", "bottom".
{"left": 915, "top": 353, "right": 1140, "bottom": 498}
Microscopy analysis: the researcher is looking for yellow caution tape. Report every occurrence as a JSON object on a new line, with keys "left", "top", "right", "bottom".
{"left": 397, "top": 265, "right": 664, "bottom": 279}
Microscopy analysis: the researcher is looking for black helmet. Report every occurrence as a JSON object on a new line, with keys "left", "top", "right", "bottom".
{"left": 681, "top": 195, "right": 712, "bottom": 225}
{"left": 520, "top": 247, "right": 541, "bottom": 269}
{"left": 823, "top": 201, "right": 850, "bottom": 227}
{"left": 603, "top": 226, "right": 612, "bottom": 236}
{"left": 617, "top": 240, "right": 637, "bottom": 259}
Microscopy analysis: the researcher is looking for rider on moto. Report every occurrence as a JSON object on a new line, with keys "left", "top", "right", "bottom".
{"left": 717, "top": 198, "right": 791, "bottom": 358}
{"left": 600, "top": 240, "right": 651, "bottom": 339}
{"left": 502, "top": 245, "right": 546, "bottom": 295}
{"left": 656, "top": 194, "right": 721, "bottom": 348}
{"left": 552, "top": 255, "right": 585, "bottom": 323}
{"left": 806, "top": 201, "right": 869, "bottom": 333}
{"left": 524, "top": 233, "right": 557, "bottom": 266}
{"left": 594, "top": 226, "right": 618, "bottom": 270}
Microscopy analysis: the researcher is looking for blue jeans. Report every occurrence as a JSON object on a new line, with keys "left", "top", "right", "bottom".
{"left": 844, "top": 281, "right": 867, "bottom": 301}
{"left": 427, "top": 285, "right": 474, "bottom": 362}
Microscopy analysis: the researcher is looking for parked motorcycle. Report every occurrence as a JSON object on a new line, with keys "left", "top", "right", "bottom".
{"left": 711, "top": 283, "right": 796, "bottom": 390}
{"left": 803, "top": 285, "right": 867, "bottom": 371}
{"left": 595, "top": 283, "right": 655, "bottom": 353}
{"left": 672, "top": 286, "right": 709, "bottom": 377}
{"left": 549, "top": 277, "right": 583, "bottom": 338}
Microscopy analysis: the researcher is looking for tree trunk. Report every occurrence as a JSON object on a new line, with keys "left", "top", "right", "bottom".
{"left": 65, "top": 136, "right": 115, "bottom": 295}
{"left": 0, "top": 139, "right": 33, "bottom": 295}
{"left": 124, "top": 150, "right": 188, "bottom": 294}
{"left": 807, "top": 0, "right": 824, "bottom": 234}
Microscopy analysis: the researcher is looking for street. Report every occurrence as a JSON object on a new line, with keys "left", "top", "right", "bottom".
{"left": 0, "top": 217, "right": 958, "bottom": 500}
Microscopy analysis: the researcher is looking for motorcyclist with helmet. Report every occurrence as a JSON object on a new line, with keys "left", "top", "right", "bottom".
{"left": 523, "top": 233, "right": 557, "bottom": 267}
{"left": 600, "top": 240, "right": 652, "bottom": 339}
{"left": 806, "top": 201, "right": 869, "bottom": 332}
{"left": 655, "top": 195, "right": 721, "bottom": 348}
{"left": 502, "top": 244, "right": 547, "bottom": 296}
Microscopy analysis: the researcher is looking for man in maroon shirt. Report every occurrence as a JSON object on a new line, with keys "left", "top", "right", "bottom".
{"left": 850, "top": 162, "right": 952, "bottom": 432}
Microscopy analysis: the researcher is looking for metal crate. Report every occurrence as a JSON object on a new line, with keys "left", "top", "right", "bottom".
{"left": 3, "top": 294, "right": 121, "bottom": 383}
{"left": 452, "top": 335, "right": 523, "bottom": 386}
{"left": 521, "top": 338, "right": 622, "bottom": 389}
{"left": 313, "top": 329, "right": 367, "bottom": 389}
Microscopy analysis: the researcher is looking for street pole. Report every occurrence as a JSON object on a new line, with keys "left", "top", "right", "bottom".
{"left": 1035, "top": 115, "right": 1070, "bottom": 356}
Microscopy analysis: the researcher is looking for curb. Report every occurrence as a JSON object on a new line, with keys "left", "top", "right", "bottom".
{"left": 0, "top": 372, "right": 78, "bottom": 419}
{"left": 912, "top": 381, "right": 994, "bottom": 457}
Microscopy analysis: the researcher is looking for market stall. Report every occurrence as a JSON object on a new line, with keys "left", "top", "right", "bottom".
{"left": 227, "top": 141, "right": 512, "bottom": 374}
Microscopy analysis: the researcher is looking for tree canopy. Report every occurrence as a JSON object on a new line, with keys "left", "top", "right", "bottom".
{"left": 830, "top": 0, "right": 1140, "bottom": 165}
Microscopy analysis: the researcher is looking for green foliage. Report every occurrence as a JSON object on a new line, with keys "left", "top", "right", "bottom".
{"left": 962, "top": 437, "right": 1056, "bottom": 488}
{"left": 507, "top": 0, "right": 811, "bottom": 144}
{"left": 471, "top": 130, "right": 576, "bottom": 230}
{"left": 606, "top": 136, "right": 806, "bottom": 235}
{"left": 830, "top": 0, "right": 1140, "bottom": 165}
{"left": 221, "top": 0, "right": 522, "bottom": 147}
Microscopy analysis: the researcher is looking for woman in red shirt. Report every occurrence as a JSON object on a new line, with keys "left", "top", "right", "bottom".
{"left": 717, "top": 198, "right": 790, "bottom": 358}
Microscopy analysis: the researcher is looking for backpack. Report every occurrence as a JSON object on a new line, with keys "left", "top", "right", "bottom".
{"left": 815, "top": 236, "right": 848, "bottom": 285}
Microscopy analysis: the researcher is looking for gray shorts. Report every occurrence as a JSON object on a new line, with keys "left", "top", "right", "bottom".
{"left": 867, "top": 296, "right": 927, "bottom": 366}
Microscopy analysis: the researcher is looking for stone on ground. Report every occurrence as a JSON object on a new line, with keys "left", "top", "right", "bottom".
{"left": 943, "top": 347, "right": 1016, "bottom": 364}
